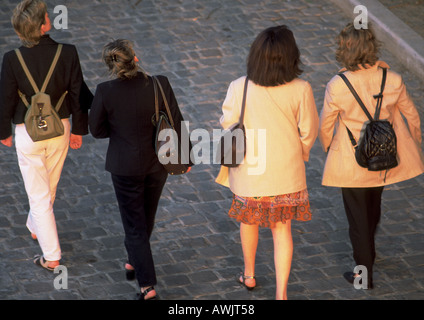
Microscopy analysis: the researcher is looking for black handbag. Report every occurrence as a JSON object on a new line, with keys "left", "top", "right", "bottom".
{"left": 152, "top": 76, "right": 190, "bottom": 175}
{"left": 339, "top": 68, "right": 398, "bottom": 172}
{"left": 216, "top": 77, "right": 249, "bottom": 167}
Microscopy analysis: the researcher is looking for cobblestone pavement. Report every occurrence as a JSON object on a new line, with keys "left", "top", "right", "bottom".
{"left": 0, "top": 0, "right": 423, "bottom": 301}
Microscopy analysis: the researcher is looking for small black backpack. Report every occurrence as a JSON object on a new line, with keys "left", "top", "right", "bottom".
{"left": 339, "top": 68, "right": 398, "bottom": 173}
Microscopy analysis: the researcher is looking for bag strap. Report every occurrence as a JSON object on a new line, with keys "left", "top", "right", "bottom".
{"left": 153, "top": 76, "right": 159, "bottom": 123}
{"left": 338, "top": 67, "right": 387, "bottom": 121}
{"left": 15, "top": 44, "right": 63, "bottom": 94}
{"left": 346, "top": 126, "right": 358, "bottom": 148}
{"left": 239, "top": 76, "right": 249, "bottom": 125}
{"left": 338, "top": 68, "right": 387, "bottom": 147}
{"left": 338, "top": 72, "right": 373, "bottom": 122}
{"left": 55, "top": 90, "right": 68, "bottom": 112}
{"left": 15, "top": 49, "right": 40, "bottom": 94}
{"left": 153, "top": 76, "right": 174, "bottom": 127}
{"left": 41, "top": 44, "right": 63, "bottom": 93}
{"left": 15, "top": 45, "right": 64, "bottom": 110}
{"left": 372, "top": 68, "right": 387, "bottom": 120}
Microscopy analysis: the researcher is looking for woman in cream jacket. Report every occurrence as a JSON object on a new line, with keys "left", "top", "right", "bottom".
{"left": 319, "top": 23, "right": 424, "bottom": 289}
{"left": 216, "top": 25, "right": 319, "bottom": 300}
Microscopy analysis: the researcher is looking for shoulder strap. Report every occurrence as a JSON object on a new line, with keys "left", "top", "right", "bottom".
{"left": 339, "top": 68, "right": 388, "bottom": 148}
{"left": 153, "top": 77, "right": 159, "bottom": 123}
{"left": 338, "top": 72, "right": 373, "bottom": 122}
{"left": 372, "top": 68, "right": 387, "bottom": 120}
{"left": 41, "top": 44, "right": 63, "bottom": 92}
{"left": 153, "top": 76, "right": 174, "bottom": 127}
{"left": 15, "top": 49, "right": 39, "bottom": 93}
{"left": 15, "top": 45, "right": 64, "bottom": 111}
{"left": 15, "top": 44, "right": 63, "bottom": 94}
{"left": 239, "top": 76, "right": 249, "bottom": 125}
{"left": 55, "top": 90, "right": 68, "bottom": 112}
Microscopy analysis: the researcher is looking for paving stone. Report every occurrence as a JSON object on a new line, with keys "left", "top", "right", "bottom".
{"left": 0, "top": 0, "right": 423, "bottom": 302}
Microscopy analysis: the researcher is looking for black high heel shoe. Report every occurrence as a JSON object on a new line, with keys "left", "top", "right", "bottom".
{"left": 125, "top": 262, "right": 135, "bottom": 281}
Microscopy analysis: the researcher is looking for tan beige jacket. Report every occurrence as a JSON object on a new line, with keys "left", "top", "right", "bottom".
{"left": 319, "top": 61, "right": 424, "bottom": 187}
{"left": 216, "top": 76, "right": 319, "bottom": 197}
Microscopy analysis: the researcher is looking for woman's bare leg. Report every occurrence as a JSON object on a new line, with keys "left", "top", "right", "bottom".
{"left": 271, "top": 220, "right": 293, "bottom": 300}
{"left": 240, "top": 222, "right": 258, "bottom": 288}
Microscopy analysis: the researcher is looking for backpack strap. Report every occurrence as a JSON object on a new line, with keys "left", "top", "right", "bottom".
{"left": 17, "top": 90, "right": 30, "bottom": 108}
{"left": 55, "top": 90, "right": 68, "bottom": 113}
{"left": 15, "top": 49, "right": 40, "bottom": 94}
{"left": 346, "top": 125, "right": 358, "bottom": 148}
{"left": 338, "top": 68, "right": 388, "bottom": 147}
{"left": 15, "top": 44, "right": 64, "bottom": 110}
{"left": 338, "top": 72, "right": 373, "bottom": 122}
{"left": 40, "top": 44, "right": 63, "bottom": 93}
{"left": 372, "top": 68, "right": 387, "bottom": 120}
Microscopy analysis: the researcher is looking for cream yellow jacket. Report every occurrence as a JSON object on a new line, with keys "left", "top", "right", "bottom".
{"left": 215, "top": 76, "right": 319, "bottom": 197}
{"left": 319, "top": 61, "right": 424, "bottom": 187}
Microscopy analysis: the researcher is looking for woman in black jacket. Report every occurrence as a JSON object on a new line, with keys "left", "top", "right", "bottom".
{"left": 89, "top": 39, "right": 190, "bottom": 300}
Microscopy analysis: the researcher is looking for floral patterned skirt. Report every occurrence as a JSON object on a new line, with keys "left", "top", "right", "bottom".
{"left": 228, "top": 189, "right": 312, "bottom": 228}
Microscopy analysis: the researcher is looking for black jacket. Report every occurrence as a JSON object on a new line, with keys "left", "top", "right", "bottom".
{"left": 89, "top": 73, "right": 191, "bottom": 176}
{"left": 0, "top": 35, "right": 88, "bottom": 139}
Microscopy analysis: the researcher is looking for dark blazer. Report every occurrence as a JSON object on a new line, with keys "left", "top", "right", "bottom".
{"left": 0, "top": 35, "right": 89, "bottom": 139}
{"left": 89, "top": 73, "right": 190, "bottom": 176}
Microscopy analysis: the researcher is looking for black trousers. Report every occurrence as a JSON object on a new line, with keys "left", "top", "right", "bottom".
{"left": 111, "top": 169, "right": 167, "bottom": 287}
{"left": 341, "top": 186, "right": 384, "bottom": 281}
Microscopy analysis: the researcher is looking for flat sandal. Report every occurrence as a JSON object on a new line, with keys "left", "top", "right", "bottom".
{"left": 33, "top": 255, "right": 58, "bottom": 272}
{"left": 237, "top": 272, "right": 256, "bottom": 290}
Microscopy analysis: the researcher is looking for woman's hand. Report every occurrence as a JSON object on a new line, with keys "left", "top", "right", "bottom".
{"left": 1, "top": 136, "right": 13, "bottom": 147}
{"left": 70, "top": 134, "right": 83, "bottom": 149}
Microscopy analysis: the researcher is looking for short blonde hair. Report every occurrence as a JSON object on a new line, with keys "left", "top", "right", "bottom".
{"left": 12, "top": 0, "right": 47, "bottom": 48}
{"left": 102, "top": 39, "right": 145, "bottom": 80}
{"left": 335, "top": 23, "right": 381, "bottom": 71}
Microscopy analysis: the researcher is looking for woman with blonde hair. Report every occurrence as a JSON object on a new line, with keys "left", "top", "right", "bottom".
{"left": 319, "top": 23, "right": 424, "bottom": 289}
{"left": 0, "top": 0, "right": 88, "bottom": 271}
{"left": 89, "top": 39, "right": 191, "bottom": 300}
{"left": 216, "top": 25, "right": 319, "bottom": 300}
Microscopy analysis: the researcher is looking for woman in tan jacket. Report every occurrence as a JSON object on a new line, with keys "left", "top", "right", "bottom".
{"left": 319, "top": 23, "right": 424, "bottom": 289}
{"left": 216, "top": 25, "right": 319, "bottom": 300}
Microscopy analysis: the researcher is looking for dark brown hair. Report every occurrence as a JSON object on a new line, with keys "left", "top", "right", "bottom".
{"left": 102, "top": 39, "right": 145, "bottom": 80}
{"left": 247, "top": 25, "right": 303, "bottom": 86}
{"left": 336, "top": 22, "right": 380, "bottom": 71}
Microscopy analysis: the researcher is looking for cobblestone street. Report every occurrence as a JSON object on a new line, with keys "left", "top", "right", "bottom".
{"left": 0, "top": 0, "right": 423, "bottom": 302}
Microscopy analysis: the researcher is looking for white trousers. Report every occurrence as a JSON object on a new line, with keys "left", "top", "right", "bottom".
{"left": 15, "top": 119, "right": 70, "bottom": 261}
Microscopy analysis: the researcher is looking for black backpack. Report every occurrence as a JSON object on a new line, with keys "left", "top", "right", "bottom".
{"left": 339, "top": 68, "right": 398, "bottom": 173}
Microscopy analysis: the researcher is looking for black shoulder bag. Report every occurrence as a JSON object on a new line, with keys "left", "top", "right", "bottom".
{"left": 152, "top": 76, "right": 190, "bottom": 175}
{"left": 216, "top": 77, "right": 249, "bottom": 167}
